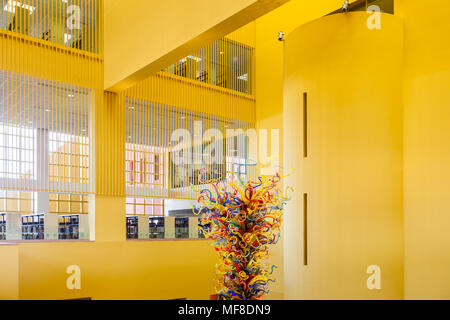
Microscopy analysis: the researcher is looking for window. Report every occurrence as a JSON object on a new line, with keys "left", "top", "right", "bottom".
{"left": 225, "top": 135, "right": 247, "bottom": 182}
{"left": 0, "top": 190, "right": 34, "bottom": 214}
{"left": 0, "top": 71, "right": 91, "bottom": 194}
{"left": 0, "top": 124, "right": 34, "bottom": 180}
{"left": 126, "top": 197, "right": 164, "bottom": 216}
{"left": 125, "top": 143, "right": 164, "bottom": 189}
{"left": 49, "top": 133, "right": 89, "bottom": 184}
{"left": 49, "top": 194, "right": 89, "bottom": 215}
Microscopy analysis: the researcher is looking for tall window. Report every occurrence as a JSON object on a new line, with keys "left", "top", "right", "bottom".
{"left": 0, "top": 71, "right": 91, "bottom": 194}
{"left": 225, "top": 135, "right": 247, "bottom": 182}
{"left": 125, "top": 143, "right": 164, "bottom": 189}
{"left": 0, "top": 124, "right": 34, "bottom": 180}
{"left": 49, "top": 132, "right": 89, "bottom": 184}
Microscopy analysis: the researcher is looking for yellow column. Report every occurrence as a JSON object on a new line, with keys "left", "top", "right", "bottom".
{"left": 283, "top": 12, "right": 404, "bottom": 299}
{"left": 89, "top": 91, "right": 126, "bottom": 242}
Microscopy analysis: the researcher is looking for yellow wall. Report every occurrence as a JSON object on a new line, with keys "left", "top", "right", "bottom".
{"left": 283, "top": 12, "right": 404, "bottom": 299}
{"left": 396, "top": 0, "right": 450, "bottom": 300}
{"left": 104, "top": 0, "right": 289, "bottom": 92}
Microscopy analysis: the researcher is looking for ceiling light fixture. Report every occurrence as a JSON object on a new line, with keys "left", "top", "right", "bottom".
{"left": 3, "top": 0, "right": 36, "bottom": 15}
{"left": 237, "top": 73, "right": 248, "bottom": 81}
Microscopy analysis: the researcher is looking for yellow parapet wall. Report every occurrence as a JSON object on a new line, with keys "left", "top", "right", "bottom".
{"left": 1, "top": 240, "right": 215, "bottom": 300}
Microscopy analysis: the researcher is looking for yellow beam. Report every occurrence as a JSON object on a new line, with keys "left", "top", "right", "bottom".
{"left": 104, "top": 0, "right": 289, "bottom": 92}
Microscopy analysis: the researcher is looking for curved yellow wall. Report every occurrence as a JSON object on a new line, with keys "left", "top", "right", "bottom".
{"left": 283, "top": 12, "right": 404, "bottom": 299}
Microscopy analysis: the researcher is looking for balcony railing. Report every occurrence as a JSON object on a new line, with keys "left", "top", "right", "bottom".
{"left": 1, "top": 0, "right": 102, "bottom": 54}
{"left": 163, "top": 38, "right": 254, "bottom": 95}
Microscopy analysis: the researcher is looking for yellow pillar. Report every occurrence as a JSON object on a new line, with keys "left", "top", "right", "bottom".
{"left": 89, "top": 91, "right": 126, "bottom": 242}
{"left": 283, "top": 12, "right": 404, "bottom": 299}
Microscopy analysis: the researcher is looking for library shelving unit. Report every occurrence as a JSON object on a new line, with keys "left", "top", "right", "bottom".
{"left": 126, "top": 216, "right": 139, "bottom": 239}
{"left": 126, "top": 215, "right": 151, "bottom": 239}
{"left": 175, "top": 217, "right": 189, "bottom": 239}
{"left": 0, "top": 212, "right": 22, "bottom": 240}
{"left": 149, "top": 217, "right": 165, "bottom": 239}
{"left": 125, "top": 216, "right": 203, "bottom": 240}
{"left": 0, "top": 213, "right": 5, "bottom": 240}
{"left": 22, "top": 213, "right": 58, "bottom": 240}
{"left": 58, "top": 214, "right": 89, "bottom": 240}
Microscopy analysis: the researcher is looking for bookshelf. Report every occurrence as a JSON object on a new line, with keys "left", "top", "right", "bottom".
{"left": 125, "top": 216, "right": 206, "bottom": 240}
{"left": 0, "top": 213, "right": 22, "bottom": 240}
{"left": 22, "top": 213, "right": 58, "bottom": 240}
{"left": 0, "top": 213, "right": 5, "bottom": 240}
{"left": 126, "top": 215, "right": 151, "bottom": 239}
{"left": 22, "top": 214, "right": 43, "bottom": 240}
{"left": 149, "top": 217, "right": 165, "bottom": 239}
{"left": 58, "top": 214, "right": 89, "bottom": 240}
{"left": 175, "top": 217, "right": 189, "bottom": 239}
{"left": 126, "top": 216, "right": 139, "bottom": 239}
